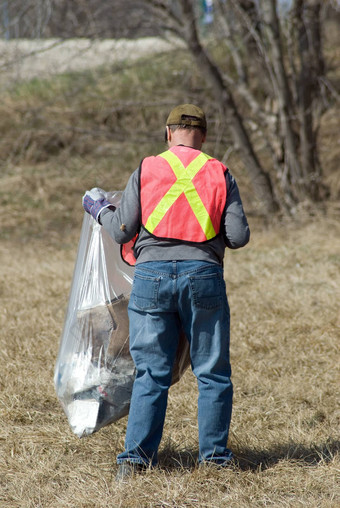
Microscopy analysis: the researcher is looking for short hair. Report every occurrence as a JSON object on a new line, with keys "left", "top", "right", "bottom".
{"left": 165, "top": 124, "right": 206, "bottom": 142}
{"left": 169, "top": 124, "right": 206, "bottom": 134}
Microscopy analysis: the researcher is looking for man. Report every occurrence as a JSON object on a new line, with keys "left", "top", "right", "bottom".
{"left": 82, "top": 104, "right": 250, "bottom": 481}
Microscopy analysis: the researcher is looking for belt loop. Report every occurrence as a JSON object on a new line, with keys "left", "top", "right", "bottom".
{"left": 172, "top": 260, "right": 177, "bottom": 276}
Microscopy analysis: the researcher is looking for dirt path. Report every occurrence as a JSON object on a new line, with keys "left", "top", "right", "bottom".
{"left": 0, "top": 37, "right": 183, "bottom": 87}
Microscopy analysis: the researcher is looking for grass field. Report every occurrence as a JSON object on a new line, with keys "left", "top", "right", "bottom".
{"left": 0, "top": 43, "right": 339, "bottom": 507}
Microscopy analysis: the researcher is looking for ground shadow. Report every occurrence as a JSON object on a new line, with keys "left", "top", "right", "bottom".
{"left": 158, "top": 444, "right": 199, "bottom": 470}
{"left": 234, "top": 438, "right": 339, "bottom": 472}
{"left": 158, "top": 438, "right": 339, "bottom": 472}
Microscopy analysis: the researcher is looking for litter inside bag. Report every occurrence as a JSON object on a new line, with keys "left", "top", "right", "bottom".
{"left": 54, "top": 191, "right": 191, "bottom": 437}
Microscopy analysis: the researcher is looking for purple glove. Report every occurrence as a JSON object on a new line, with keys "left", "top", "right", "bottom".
{"left": 82, "top": 188, "right": 114, "bottom": 223}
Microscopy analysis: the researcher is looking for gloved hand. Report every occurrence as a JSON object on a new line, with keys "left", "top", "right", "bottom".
{"left": 82, "top": 187, "right": 114, "bottom": 223}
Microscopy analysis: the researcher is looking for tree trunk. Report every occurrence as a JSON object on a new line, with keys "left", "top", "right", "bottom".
{"left": 260, "top": 0, "right": 306, "bottom": 202}
{"left": 294, "top": 0, "right": 324, "bottom": 200}
{"left": 180, "top": 0, "right": 279, "bottom": 213}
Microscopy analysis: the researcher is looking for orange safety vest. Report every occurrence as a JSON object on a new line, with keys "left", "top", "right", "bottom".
{"left": 121, "top": 145, "right": 227, "bottom": 265}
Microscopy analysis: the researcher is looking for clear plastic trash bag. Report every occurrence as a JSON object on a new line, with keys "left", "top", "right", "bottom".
{"left": 54, "top": 191, "right": 191, "bottom": 438}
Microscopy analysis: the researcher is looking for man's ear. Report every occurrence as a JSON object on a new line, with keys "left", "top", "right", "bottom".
{"left": 165, "top": 126, "right": 171, "bottom": 143}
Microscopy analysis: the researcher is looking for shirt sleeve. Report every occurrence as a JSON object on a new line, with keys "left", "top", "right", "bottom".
{"left": 223, "top": 171, "right": 250, "bottom": 249}
{"left": 100, "top": 169, "right": 140, "bottom": 244}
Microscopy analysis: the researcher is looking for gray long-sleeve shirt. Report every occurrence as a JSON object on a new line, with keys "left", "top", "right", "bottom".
{"left": 100, "top": 161, "right": 250, "bottom": 265}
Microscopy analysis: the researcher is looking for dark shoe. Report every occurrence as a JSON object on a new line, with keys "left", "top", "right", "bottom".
{"left": 115, "top": 462, "right": 147, "bottom": 482}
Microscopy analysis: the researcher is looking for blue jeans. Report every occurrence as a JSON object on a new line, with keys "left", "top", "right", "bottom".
{"left": 116, "top": 260, "right": 233, "bottom": 466}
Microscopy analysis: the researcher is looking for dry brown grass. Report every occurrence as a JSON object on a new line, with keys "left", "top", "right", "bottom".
{"left": 1, "top": 207, "right": 339, "bottom": 507}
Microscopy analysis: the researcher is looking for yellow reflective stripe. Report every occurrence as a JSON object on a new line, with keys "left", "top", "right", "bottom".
{"left": 144, "top": 151, "right": 186, "bottom": 233}
{"left": 145, "top": 150, "right": 217, "bottom": 240}
{"left": 182, "top": 152, "right": 217, "bottom": 240}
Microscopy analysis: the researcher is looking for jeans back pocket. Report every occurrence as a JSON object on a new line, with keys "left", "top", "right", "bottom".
{"left": 132, "top": 273, "right": 160, "bottom": 310}
{"left": 189, "top": 273, "right": 224, "bottom": 310}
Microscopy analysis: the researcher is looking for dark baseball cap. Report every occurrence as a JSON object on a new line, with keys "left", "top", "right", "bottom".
{"left": 166, "top": 104, "right": 207, "bottom": 130}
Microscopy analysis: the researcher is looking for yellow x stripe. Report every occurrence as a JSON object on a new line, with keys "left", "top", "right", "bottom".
{"left": 145, "top": 150, "right": 217, "bottom": 240}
